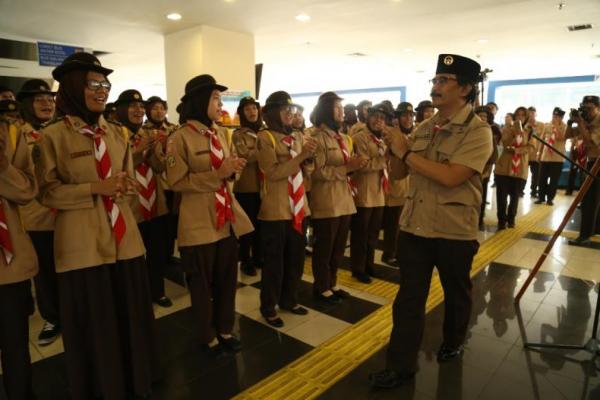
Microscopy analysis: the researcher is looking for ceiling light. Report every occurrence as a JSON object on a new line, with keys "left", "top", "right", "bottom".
{"left": 167, "top": 13, "right": 182, "bottom": 21}
{"left": 295, "top": 13, "right": 311, "bottom": 22}
{"left": 477, "top": 39, "right": 489, "bottom": 44}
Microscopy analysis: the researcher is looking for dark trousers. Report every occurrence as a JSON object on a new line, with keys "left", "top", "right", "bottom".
{"left": 479, "top": 178, "right": 490, "bottom": 225}
{"left": 0, "top": 280, "right": 34, "bottom": 400}
{"left": 538, "top": 162, "right": 563, "bottom": 202}
{"left": 236, "top": 192, "right": 262, "bottom": 267}
{"left": 138, "top": 215, "right": 169, "bottom": 300}
{"left": 382, "top": 206, "right": 403, "bottom": 259}
{"left": 495, "top": 175, "right": 524, "bottom": 224}
{"left": 29, "top": 230, "right": 59, "bottom": 325}
{"left": 566, "top": 159, "right": 581, "bottom": 194}
{"left": 260, "top": 219, "right": 306, "bottom": 317}
{"left": 579, "top": 160, "right": 600, "bottom": 239}
{"left": 164, "top": 190, "right": 178, "bottom": 258}
{"left": 387, "top": 232, "right": 478, "bottom": 373}
{"left": 181, "top": 236, "right": 239, "bottom": 344}
{"left": 350, "top": 206, "right": 384, "bottom": 274}
{"left": 312, "top": 215, "right": 351, "bottom": 294}
{"left": 527, "top": 161, "right": 540, "bottom": 195}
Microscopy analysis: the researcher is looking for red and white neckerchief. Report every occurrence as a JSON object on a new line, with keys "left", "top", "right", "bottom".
{"left": 333, "top": 131, "right": 357, "bottom": 196}
{"left": 135, "top": 162, "right": 157, "bottom": 221}
{"left": 510, "top": 133, "right": 524, "bottom": 176}
{"left": 281, "top": 134, "right": 305, "bottom": 234}
{"left": 576, "top": 139, "right": 587, "bottom": 168}
{"left": 368, "top": 133, "right": 389, "bottom": 193}
{"left": 546, "top": 126, "right": 557, "bottom": 156}
{"left": 0, "top": 199, "right": 14, "bottom": 264}
{"left": 188, "top": 123, "right": 235, "bottom": 230}
{"left": 79, "top": 124, "right": 127, "bottom": 246}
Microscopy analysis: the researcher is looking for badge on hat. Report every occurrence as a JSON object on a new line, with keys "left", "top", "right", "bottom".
{"left": 8, "top": 103, "right": 15, "bottom": 110}
{"left": 407, "top": 106, "right": 413, "bottom": 112}
{"left": 134, "top": 93, "right": 140, "bottom": 100}
{"left": 444, "top": 56, "right": 454, "bottom": 65}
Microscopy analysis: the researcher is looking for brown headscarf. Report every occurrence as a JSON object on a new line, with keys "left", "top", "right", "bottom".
{"left": 55, "top": 70, "right": 103, "bottom": 125}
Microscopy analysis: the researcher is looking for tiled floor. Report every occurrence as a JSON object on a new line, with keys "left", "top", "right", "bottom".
{"left": 1, "top": 183, "right": 600, "bottom": 399}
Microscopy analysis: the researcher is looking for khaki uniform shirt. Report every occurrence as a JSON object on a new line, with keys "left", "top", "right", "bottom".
{"left": 348, "top": 121, "right": 367, "bottom": 137}
{"left": 129, "top": 127, "right": 169, "bottom": 223}
{"left": 526, "top": 121, "right": 545, "bottom": 161}
{"left": 567, "top": 113, "right": 600, "bottom": 159}
{"left": 495, "top": 124, "right": 532, "bottom": 180}
{"left": 232, "top": 127, "right": 260, "bottom": 193}
{"left": 389, "top": 104, "right": 493, "bottom": 241}
{"left": 310, "top": 126, "right": 357, "bottom": 219}
{"left": 166, "top": 120, "right": 253, "bottom": 247}
{"left": 256, "top": 129, "right": 313, "bottom": 221}
{"left": 0, "top": 119, "right": 39, "bottom": 284}
{"left": 142, "top": 120, "right": 178, "bottom": 190}
{"left": 37, "top": 115, "right": 145, "bottom": 272}
{"left": 352, "top": 129, "right": 388, "bottom": 208}
{"left": 18, "top": 122, "right": 55, "bottom": 231}
{"left": 539, "top": 121, "right": 567, "bottom": 163}
{"left": 384, "top": 128, "right": 409, "bottom": 207}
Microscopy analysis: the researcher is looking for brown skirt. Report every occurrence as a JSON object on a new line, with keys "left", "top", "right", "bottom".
{"left": 58, "top": 257, "right": 156, "bottom": 400}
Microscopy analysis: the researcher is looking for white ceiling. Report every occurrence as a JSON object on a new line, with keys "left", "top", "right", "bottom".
{"left": 1, "top": 0, "right": 599, "bottom": 99}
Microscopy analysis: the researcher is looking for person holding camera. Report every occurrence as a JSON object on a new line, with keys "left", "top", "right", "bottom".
{"left": 369, "top": 54, "right": 492, "bottom": 388}
{"left": 567, "top": 95, "right": 600, "bottom": 246}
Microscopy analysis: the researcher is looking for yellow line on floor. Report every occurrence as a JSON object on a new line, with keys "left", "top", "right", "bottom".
{"left": 233, "top": 206, "right": 552, "bottom": 400}
{"left": 528, "top": 226, "right": 600, "bottom": 243}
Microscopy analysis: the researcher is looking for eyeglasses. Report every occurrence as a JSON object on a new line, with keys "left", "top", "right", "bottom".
{"left": 281, "top": 105, "right": 298, "bottom": 114}
{"left": 86, "top": 80, "right": 112, "bottom": 91}
{"left": 429, "top": 76, "right": 457, "bottom": 86}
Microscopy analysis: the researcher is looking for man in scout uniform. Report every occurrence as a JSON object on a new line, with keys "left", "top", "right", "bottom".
{"left": 370, "top": 54, "right": 493, "bottom": 388}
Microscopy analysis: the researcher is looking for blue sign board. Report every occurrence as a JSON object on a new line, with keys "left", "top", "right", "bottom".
{"left": 37, "top": 42, "right": 84, "bottom": 67}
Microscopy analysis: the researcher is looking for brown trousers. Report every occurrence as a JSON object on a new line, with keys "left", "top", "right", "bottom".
{"left": 387, "top": 232, "right": 478, "bottom": 373}
{"left": 311, "top": 215, "right": 351, "bottom": 294}
{"left": 181, "top": 235, "right": 239, "bottom": 344}
{"left": 350, "top": 206, "right": 384, "bottom": 274}
{"left": 260, "top": 219, "right": 306, "bottom": 317}
{"left": 0, "top": 280, "right": 34, "bottom": 400}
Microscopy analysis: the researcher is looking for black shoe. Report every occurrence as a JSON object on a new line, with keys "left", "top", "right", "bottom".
{"left": 38, "top": 321, "right": 60, "bottom": 346}
{"left": 366, "top": 268, "right": 378, "bottom": 278}
{"left": 264, "top": 315, "right": 284, "bottom": 328}
{"left": 352, "top": 272, "right": 372, "bottom": 284}
{"left": 497, "top": 221, "right": 506, "bottom": 231}
{"left": 368, "top": 369, "right": 415, "bottom": 389}
{"left": 241, "top": 264, "right": 257, "bottom": 276}
{"left": 332, "top": 289, "right": 351, "bottom": 299}
{"left": 568, "top": 237, "right": 592, "bottom": 247}
{"left": 507, "top": 221, "right": 515, "bottom": 228}
{"left": 217, "top": 334, "right": 242, "bottom": 352}
{"left": 314, "top": 292, "right": 342, "bottom": 304}
{"left": 281, "top": 305, "right": 309, "bottom": 315}
{"left": 546, "top": 200, "right": 554, "bottom": 206}
{"left": 154, "top": 296, "right": 173, "bottom": 308}
{"left": 381, "top": 255, "right": 398, "bottom": 266}
{"left": 203, "top": 343, "right": 229, "bottom": 359}
{"left": 534, "top": 199, "right": 544, "bottom": 205}
{"left": 437, "top": 344, "right": 464, "bottom": 362}
{"left": 169, "top": 256, "right": 181, "bottom": 265}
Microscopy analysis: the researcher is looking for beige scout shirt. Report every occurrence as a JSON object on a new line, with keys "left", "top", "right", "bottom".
{"left": 566, "top": 113, "right": 600, "bottom": 160}
{"left": 166, "top": 120, "right": 253, "bottom": 247}
{"left": 539, "top": 121, "right": 567, "bottom": 163}
{"left": 310, "top": 126, "right": 357, "bottom": 219}
{"left": 526, "top": 121, "right": 545, "bottom": 161}
{"left": 0, "top": 119, "right": 39, "bottom": 284}
{"left": 495, "top": 124, "right": 532, "bottom": 180}
{"left": 348, "top": 121, "right": 367, "bottom": 138}
{"left": 129, "top": 127, "right": 168, "bottom": 223}
{"left": 352, "top": 129, "right": 389, "bottom": 208}
{"left": 18, "top": 122, "right": 55, "bottom": 231}
{"left": 256, "top": 129, "right": 313, "bottom": 221}
{"left": 389, "top": 104, "right": 493, "bottom": 241}
{"left": 37, "top": 115, "right": 145, "bottom": 272}
{"left": 142, "top": 120, "right": 178, "bottom": 190}
{"left": 232, "top": 127, "right": 260, "bottom": 193}
{"left": 384, "top": 128, "right": 409, "bottom": 207}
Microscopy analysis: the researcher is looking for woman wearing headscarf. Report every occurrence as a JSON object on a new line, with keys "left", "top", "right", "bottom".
{"left": 256, "top": 91, "right": 316, "bottom": 327}
{"left": 16, "top": 79, "right": 62, "bottom": 346}
{"left": 536, "top": 107, "right": 567, "bottom": 206}
{"left": 494, "top": 106, "right": 532, "bottom": 229}
{"left": 166, "top": 74, "right": 252, "bottom": 356}
{"left": 310, "top": 92, "right": 365, "bottom": 302}
{"left": 232, "top": 96, "right": 263, "bottom": 276}
{"left": 37, "top": 52, "right": 155, "bottom": 399}
{"left": 348, "top": 100, "right": 372, "bottom": 137}
{"left": 115, "top": 89, "right": 173, "bottom": 308}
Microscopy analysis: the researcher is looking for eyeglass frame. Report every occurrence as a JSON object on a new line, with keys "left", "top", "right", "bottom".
{"left": 86, "top": 79, "right": 112, "bottom": 91}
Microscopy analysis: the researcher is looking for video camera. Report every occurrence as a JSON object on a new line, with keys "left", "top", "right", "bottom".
{"left": 569, "top": 105, "right": 589, "bottom": 121}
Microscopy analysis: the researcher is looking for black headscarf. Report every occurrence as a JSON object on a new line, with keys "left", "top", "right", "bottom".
{"left": 20, "top": 97, "right": 44, "bottom": 130}
{"left": 116, "top": 102, "right": 142, "bottom": 134}
{"left": 179, "top": 88, "right": 213, "bottom": 127}
{"left": 314, "top": 96, "right": 341, "bottom": 132}
{"left": 239, "top": 105, "right": 263, "bottom": 132}
{"left": 55, "top": 69, "right": 103, "bottom": 125}
{"left": 263, "top": 106, "right": 292, "bottom": 135}
{"left": 144, "top": 99, "right": 169, "bottom": 127}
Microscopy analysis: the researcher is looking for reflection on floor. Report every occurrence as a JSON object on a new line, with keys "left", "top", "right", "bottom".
{"left": 1, "top": 187, "right": 599, "bottom": 399}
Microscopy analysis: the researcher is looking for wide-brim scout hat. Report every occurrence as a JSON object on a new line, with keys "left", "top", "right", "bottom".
{"left": 17, "top": 79, "right": 56, "bottom": 101}
{"left": 181, "top": 74, "right": 227, "bottom": 102}
{"left": 52, "top": 52, "right": 113, "bottom": 82}
{"left": 0, "top": 99, "right": 19, "bottom": 113}
{"left": 145, "top": 95, "right": 168, "bottom": 108}
{"left": 395, "top": 102, "right": 414, "bottom": 116}
{"left": 435, "top": 54, "right": 481, "bottom": 81}
{"left": 367, "top": 103, "right": 393, "bottom": 119}
{"left": 262, "top": 91, "right": 301, "bottom": 112}
{"left": 237, "top": 96, "right": 260, "bottom": 115}
{"left": 114, "top": 89, "right": 145, "bottom": 106}
{"left": 553, "top": 107, "right": 566, "bottom": 117}
{"left": 582, "top": 95, "right": 600, "bottom": 106}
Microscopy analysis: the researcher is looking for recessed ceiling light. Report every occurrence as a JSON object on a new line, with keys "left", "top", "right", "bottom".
{"left": 167, "top": 13, "right": 182, "bottom": 21}
{"left": 477, "top": 39, "right": 489, "bottom": 44}
{"left": 295, "top": 13, "right": 311, "bottom": 22}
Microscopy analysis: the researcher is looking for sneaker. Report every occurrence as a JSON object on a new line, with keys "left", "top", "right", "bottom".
{"left": 368, "top": 369, "right": 415, "bottom": 389}
{"left": 437, "top": 344, "right": 464, "bottom": 362}
{"left": 38, "top": 321, "right": 60, "bottom": 346}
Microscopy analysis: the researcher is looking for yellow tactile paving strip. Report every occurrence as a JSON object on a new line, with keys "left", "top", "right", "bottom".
{"left": 233, "top": 205, "right": 553, "bottom": 400}
{"left": 528, "top": 226, "right": 600, "bottom": 243}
